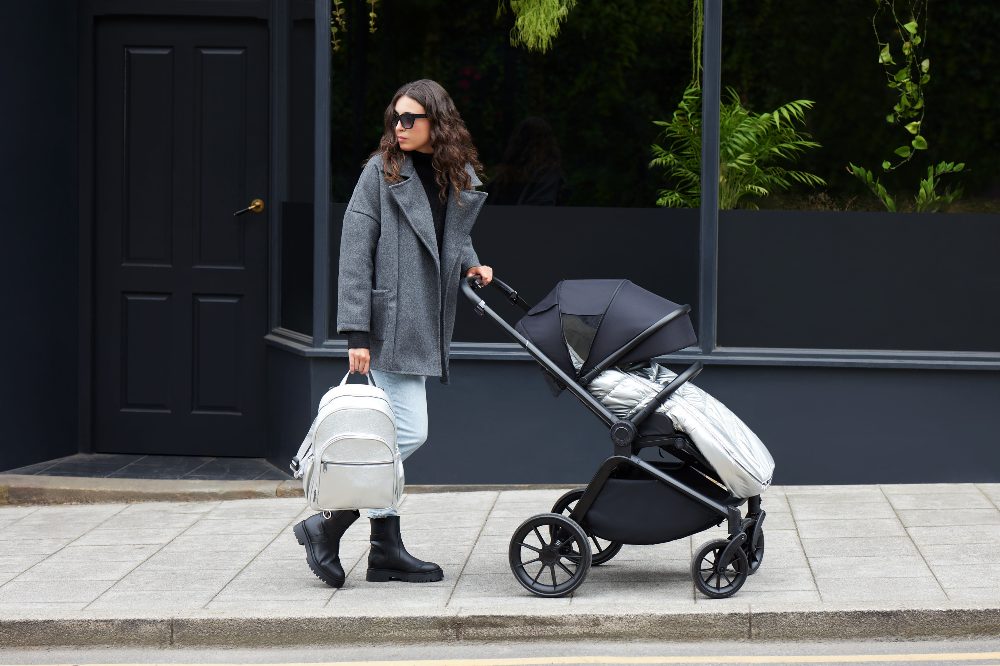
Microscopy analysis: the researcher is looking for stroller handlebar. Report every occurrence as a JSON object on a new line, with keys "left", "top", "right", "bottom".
{"left": 462, "top": 275, "right": 532, "bottom": 312}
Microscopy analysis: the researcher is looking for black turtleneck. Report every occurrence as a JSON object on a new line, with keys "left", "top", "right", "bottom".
{"left": 344, "top": 150, "right": 447, "bottom": 351}
{"left": 410, "top": 149, "right": 447, "bottom": 254}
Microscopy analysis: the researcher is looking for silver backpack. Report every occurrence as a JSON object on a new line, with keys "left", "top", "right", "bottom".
{"left": 290, "top": 372, "right": 402, "bottom": 512}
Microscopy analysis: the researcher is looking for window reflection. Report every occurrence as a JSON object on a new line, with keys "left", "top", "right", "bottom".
{"left": 485, "top": 116, "right": 568, "bottom": 206}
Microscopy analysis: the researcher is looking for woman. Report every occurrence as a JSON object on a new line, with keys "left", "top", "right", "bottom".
{"left": 295, "top": 79, "right": 492, "bottom": 587}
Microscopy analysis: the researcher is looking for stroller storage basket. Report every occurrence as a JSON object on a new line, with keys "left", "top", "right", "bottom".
{"left": 585, "top": 462, "right": 737, "bottom": 545}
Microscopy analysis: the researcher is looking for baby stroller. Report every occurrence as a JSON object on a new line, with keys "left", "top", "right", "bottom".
{"left": 461, "top": 276, "right": 774, "bottom": 599}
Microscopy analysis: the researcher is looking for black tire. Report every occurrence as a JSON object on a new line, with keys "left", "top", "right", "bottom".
{"left": 509, "top": 513, "right": 592, "bottom": 598}
{"left": 691, "top": 538, "right": 749, "bottom": 599}
{"left": 745, "top": 529, "right": 764, "bottom": 575}
{"left": 551, "top": 488, "right": 623, "bottom": 566}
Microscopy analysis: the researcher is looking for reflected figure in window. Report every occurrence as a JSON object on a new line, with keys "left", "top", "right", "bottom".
{"left": 487, "top": 116, "right": 568, "bottom": 205}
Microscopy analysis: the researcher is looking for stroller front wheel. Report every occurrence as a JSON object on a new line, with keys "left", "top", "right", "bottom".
{"left": 551, "top": 488, "right": 624, "bottom": 566}
{"left": 692, "top": 538, "right": 749, "bottom": 599}
{"left": 745, "top": 529, "right": 765, "bottom": 574}
{"left": 509, "top": 513, "right": 592, "bottom": 598}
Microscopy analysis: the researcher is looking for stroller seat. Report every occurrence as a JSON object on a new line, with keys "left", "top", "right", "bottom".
{"left": 637, "top": 410, "right": 675, "bottom": 439}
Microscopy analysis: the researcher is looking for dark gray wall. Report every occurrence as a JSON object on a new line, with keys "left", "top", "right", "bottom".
{"left": 0, "top": 1, "right": 80, "bottom": 472}
{"left": 268, "top": 354, "right": 1000, "bottom": 485}
{"left": 265, "top": 346, "right": 314, "bottom": 467}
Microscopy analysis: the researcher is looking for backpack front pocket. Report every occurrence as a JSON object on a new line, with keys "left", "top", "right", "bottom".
{"left": 307, "top": 433, "right": 400, "bottom": 511}
{"left": 315, "top": 460, "right": 397, "bottom": 510}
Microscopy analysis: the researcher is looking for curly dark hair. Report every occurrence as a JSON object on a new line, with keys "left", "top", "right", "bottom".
{"left": 373, "top": 79, "right": 483, "bottom": 203}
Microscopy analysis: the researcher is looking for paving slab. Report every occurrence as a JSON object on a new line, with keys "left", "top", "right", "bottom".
{"left": 897, "top": 507, "right": 1000, "bottom": 527}
{"left": 794, "top": 517, "right": 906, "bottom": 539}
{"left": 0, "top": 484, "right": 998, "bottom": 646}
{"left": 790, "top": 500, "right": 898, "bottom": 521}
{"left": 888, "top": 492, "right": 996, "bottom": 511}
{"left": 906, "top": 524, "right": 1000, "bottom": 544}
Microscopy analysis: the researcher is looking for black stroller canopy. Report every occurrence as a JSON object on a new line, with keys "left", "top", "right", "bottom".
{"left": 515, "top": 279, "right": 697, "bottom": 378}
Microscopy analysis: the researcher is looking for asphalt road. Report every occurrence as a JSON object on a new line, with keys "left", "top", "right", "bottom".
{"left": 2, "top": 639, "right": 1000, "bottom": 665}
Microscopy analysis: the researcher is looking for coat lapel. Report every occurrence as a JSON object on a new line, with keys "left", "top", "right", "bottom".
{"left": 441, "top": 166, "right": 487, "bottom": 280}
{"left": 388, "top": 155, "right": 440, "bottom": 270}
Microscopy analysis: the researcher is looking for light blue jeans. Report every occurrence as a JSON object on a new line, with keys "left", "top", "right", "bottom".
{"left": 367, "top": 369, "right": 428, "bottom": 519}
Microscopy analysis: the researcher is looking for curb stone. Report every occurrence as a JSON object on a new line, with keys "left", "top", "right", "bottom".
{"left": 1, "top": 608, "right": 998, "bottom": 647}
{"left": 0, "top": 474, "right": 580, "bottom": 505}
{"left": 0, "top": 474, "right": 303, "bottom": 505}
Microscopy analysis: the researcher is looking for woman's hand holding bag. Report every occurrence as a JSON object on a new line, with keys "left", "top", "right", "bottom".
{"left": 349, "top": 348, "right": 371, "bottom": 374}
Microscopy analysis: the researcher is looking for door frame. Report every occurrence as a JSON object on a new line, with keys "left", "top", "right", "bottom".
{"left": 77, "top": 0, "right": 286, "bottom": 454}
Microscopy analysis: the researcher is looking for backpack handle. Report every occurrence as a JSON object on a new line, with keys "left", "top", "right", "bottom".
{"left": 339, "top": 371, "right": 378, "bottom": 388}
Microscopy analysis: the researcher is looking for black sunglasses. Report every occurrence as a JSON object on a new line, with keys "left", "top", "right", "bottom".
{"left": 391, "top": 111, "right": 428, "bottom": 130}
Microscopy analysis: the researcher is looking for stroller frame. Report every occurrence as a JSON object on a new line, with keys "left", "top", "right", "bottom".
{"left": 461, "top": 276, "right": 766, "bottom": 599}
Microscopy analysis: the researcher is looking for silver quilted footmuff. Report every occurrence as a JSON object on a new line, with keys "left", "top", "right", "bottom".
{"left": 586, "top": 361, "right": 775, "bottom": 498}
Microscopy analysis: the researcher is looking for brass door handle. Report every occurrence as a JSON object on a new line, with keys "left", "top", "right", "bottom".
{"left": 233, "top": 198, "right": 265, "bottom": 216}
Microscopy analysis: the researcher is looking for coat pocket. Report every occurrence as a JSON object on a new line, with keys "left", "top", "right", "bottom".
{"left": 370, "top": 288, "right": 391, "bottom": 341}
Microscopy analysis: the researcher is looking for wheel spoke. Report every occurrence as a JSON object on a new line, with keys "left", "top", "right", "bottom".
{"left": 556, "top": 560, "right": 576, "bottom": 577}
{"left": 515, "top": 557, "right": 542, "bottom": 570}
{"left": 591, "top": 535, "right": 605, "bottom": 552}
{"left": 549, "top": 564, "right": 558, "bottom": 588}
{"left": 518, "top": 541, "right": 542, "bottom": 554}
{"left": 531, "top": 563, "right": 545, "bottom": 586}
{"left": 532, "top": 527, "right": 548, "bottom": 548}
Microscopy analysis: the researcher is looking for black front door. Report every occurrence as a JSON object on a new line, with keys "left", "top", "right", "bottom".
{"left": 93, "top": 16, "right": 269, "bottom": 456}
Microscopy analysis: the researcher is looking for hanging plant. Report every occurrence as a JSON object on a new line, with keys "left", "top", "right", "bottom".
{"left": 847, "top": 0, "right": 965, "bottom": 212}
{"left": 330, "top": 0, "right": 379, "bottom": 52}
{"left": 496, "top": 0, "right": 578, "bottom": 53}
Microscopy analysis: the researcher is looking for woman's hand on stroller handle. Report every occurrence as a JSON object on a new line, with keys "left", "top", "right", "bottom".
{"left": 462, "top": 273, "right": 532, "bottom": 313}
{"left": 465, "top": 265, "right": 493, "bottom": 286}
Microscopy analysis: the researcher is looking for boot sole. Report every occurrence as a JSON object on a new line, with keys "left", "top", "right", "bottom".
{"left": 366, "top": 567, "right": 444, "bottom": 583}
{"left": 293, "top": 522, "right": 346, "bottom": 589}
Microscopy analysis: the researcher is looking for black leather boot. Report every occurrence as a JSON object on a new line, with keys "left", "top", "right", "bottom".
{"left": 293, "top": 510, "right": 359, "bottom": 587}
{"left": 367, "top": 515, "right": 443, "bottom": 583}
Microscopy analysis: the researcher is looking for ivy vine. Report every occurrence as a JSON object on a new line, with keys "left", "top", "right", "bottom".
{"left": 876, "top": 0, "right": 929, "bottom": 169}
{"left": 330, "top": 0, "right": 379, "bottom": 52}
{"left": 848, "top": 0, "right": 965, "bottom": 212}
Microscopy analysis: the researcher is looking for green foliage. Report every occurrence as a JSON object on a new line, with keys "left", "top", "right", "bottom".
{"left": 650, "top": 84, "right": 825, "bottom": 210}
{"left": 330, "top": 0, "right": 347, "bottom": 52}
{"left": 848, "top": 0, "right": 966, "bottom": 212}
{"left": 847, "top": 163, "right": 897, "bottom": 212}
{"left": 497, "top": 0, "right": 578, "bottom": 53}
{"left": 849, "top": 161, "right": 965, "bottom": 212}
{"left": 872, "top": 0, "right": 931, "bottom": 170}
{"left": 330, "top": 0, "right": 379, "bottom": 52}
{"left": 915, "top": 162, "right": 965, "bottom": 212}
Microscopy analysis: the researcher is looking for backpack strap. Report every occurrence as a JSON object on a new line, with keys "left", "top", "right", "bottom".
{"left": 289, "top": 411, "right": 321, "bottom": 478}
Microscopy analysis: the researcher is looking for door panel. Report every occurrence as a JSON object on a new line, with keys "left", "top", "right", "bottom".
{"left": 94, "top": 16, "right": 268, "bottom": 456}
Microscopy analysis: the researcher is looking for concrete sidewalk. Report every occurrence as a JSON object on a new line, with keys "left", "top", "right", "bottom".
{"left": 0, "top": 484, "right": 998, "bottom": 646}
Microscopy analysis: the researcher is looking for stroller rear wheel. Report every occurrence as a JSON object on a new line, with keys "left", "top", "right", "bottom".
{"left": 692, "top": 538, "right": 749, "bottom": 599}
{"left": 509, "top": 513, "right": 592, "bottom": 598}
{"left": 552, "top": 488, "right": 624, "bottom": 566}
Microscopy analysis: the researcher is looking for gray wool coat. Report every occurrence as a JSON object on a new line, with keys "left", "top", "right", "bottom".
{"left": 336, "top": 153, "right": 486, "bottom": 384}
